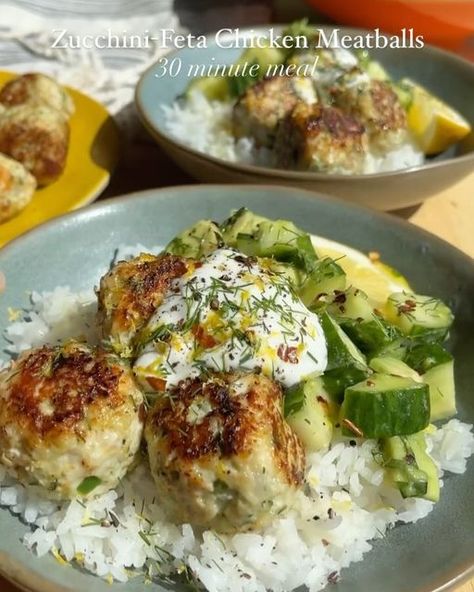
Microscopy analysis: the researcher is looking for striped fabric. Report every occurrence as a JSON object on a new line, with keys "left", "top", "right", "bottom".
{"left": 0, "top": 0, "right": 271, "bottom": 113}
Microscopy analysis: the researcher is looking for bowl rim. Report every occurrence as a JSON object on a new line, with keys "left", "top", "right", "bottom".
{"left": 0, "top": 184, "right": 473, "bottom": 592}
{"left": 2, "top": 183, "right": 473, "bottom": 270}
{"left": 135, "top": 24, "right": 474, "bottom": 183}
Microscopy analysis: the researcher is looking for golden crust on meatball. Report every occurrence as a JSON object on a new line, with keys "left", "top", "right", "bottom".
{"left": 0, "top": 152, "right": 36, "bottom": 223}
{"left": 331, "top": 78, "right": 407, "bottom": 151}
{"left": 0, "top": 341, "right": 144, "bottom": 499}
{"left": 0, "top": 105, "right": 70, "bottom": 186}
{"left": 276, "top": 102, "right": 368, "bottom": 173}
{"left": 145, "top": 372, "right": 305, "bottom": 532}
{"left": 0, "top": 73, "right": 74, "bottom": 118}
{"left": 97, "top": 252, "right": 190, "bottom": 356}
{"left": 232, "top": 75, "right": 315, "bottom": 148}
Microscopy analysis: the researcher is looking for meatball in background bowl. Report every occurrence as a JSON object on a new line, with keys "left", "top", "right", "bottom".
{"left": 135, "top": 26, "right": 474, "bottom": 211}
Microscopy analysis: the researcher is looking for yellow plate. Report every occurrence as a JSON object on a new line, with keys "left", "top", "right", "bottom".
{"left": 0, "top": 70, "right": 120, "bottom": 247}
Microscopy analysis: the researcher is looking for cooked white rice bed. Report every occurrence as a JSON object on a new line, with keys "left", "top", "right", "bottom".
{"left": 1, "top": 245, "right": 473, "bottom": 592}
{"left": 162, "top": 93, "right": 424, "bottom": 175}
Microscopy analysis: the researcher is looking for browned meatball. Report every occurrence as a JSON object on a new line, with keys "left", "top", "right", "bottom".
{"left": 232, "top": 75, "right": 316, "bottom": 147}
{"left": 0, "top": 341, "right": 144, "bottom": 500}
{"left": 275, "top": 102, "right": 368, "bottom": 173}
{"left": 0, "top": 105, "right": 69, "bottom": 185}
{"left": 0, "top": 73, "right": 74, "bottom": 118}
{"left": 97, "top": 252, "right": 191, "bottom": 356}
{"left": 331, "top": 77, "right": 407, "bottom": 151}
{"left": 0, "top": 152, "right": 36, "bottom": 223}
{"left": 145, "top": 372, "right": 305, "bottom": 532}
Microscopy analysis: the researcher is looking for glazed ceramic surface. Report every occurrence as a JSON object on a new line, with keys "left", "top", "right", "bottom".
{"left": 135, "top": 27, "right": 474, "bottom": 211}
{"left": 0, "top": 70, "right": 120, "bottom": 247}
{"left": 0, "top": 185, "right": 473, "bottom": 592}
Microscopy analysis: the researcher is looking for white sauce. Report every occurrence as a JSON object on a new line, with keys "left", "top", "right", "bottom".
{"left": 134, "top": 248, "right": 327, "bottom": 391}
{"left": 292, "top": 77, "right": 317, "bottom": 105}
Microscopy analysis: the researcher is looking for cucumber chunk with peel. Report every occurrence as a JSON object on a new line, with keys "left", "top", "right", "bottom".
{"left": 369, "top": 357, "right": 422, "bottom": 382}
{"left": 220, "top": 208, "right": 268, "bottom": 245}
{"left": 385, "top": 292, "right": 454, "bottom": 341}
{"left": 382, "top": 432, "right": 439, "bottom": 501}
{"left": 404, "top": 342, "right": 453, "bottom": 374}
{"left": 165, "top": 220, "right": 224, "bottom": 259}
{"left": 284, "top": 377, "right": 334, "bottom": 452}
{"left": 423, "top": 360, "right": 456, "bottom": 421}
{"left": 319, "top": 312, "right": 370, "bottom": 401}
{"left": 298, "top": 257, "right": 346, "bottom": 306}
{"left": 341, "top": 373, "right": 430, "bottom": 438}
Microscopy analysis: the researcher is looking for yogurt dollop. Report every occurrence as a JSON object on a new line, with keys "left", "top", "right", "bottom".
{"left": 134, "top": 248, "right": 327, "bottom": 390}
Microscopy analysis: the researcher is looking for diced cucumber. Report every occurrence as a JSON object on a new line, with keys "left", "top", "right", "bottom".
{"left": 404, "top": 342, "right": 453, "bottom": 374}
{"left": 343, "top": 316, "right": 402, "bottom": 354}
{"left": 185, "top": 76, "right": 230, "bottom": 101}
{"left": 369, "top": 357, "right": 422, "bottom": 382}
{"left": 319, "top": 312, "right": 370, "bottom": 401}
{"left": 370, "top": 341, "right": 456, "bottom": 421}
{"left": 366, "top": 61, "right": 390, "bottom": 81}
{"left": 326, "top": 287, "right": 374, "bottom": 322}
{"left": 236, "top": 220, "right": 306, "bottom": 263}
{"left": 355, "top": 49, "right": 371, "bottom": 69}
{"left": 393, "top": 80, "right": 414, "bottom": 110}
{"left": 356, "top": 50, "right": 390, "bottom": 80}
{"left": 340, "top": 373, "right": 430, "bottom": 438}
{"left": 383, "top": 432, "right": 439, "bottom": 501}
{"left": 166, "top": 220, "right": 224, "bottom": 259}
{"left": 423, "top": 360, "right": 456, "bottom": 421}
{"left": 299, "top": 258, "right": 346, "bottom": 306}
{"left": 383, "top": 437, "right": 429, "bottom": 498}
{"left": 220, "top": 208, "right": 268, "bottom": 246}
{"left": 386, "top": 292, "right": 454, "bottom": 342}
{"left": 234, "top": 217, "right": 345, "bottom": 306}
{"left": 284, "top": 377, "right": 334, "bottom": 451}
{"left": 371, "top": 336, "right": 412, "bottom": 361}
{"left": 323, "top": 287, "right": 401, "bottom": 353}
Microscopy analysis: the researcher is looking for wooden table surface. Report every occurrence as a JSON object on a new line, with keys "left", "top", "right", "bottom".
{"left": 0, "top": 140, "right": 472, "bottom": 592}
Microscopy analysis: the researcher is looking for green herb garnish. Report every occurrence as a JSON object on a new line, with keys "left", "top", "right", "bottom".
{"left": 77, "top": 476, "right": 102, "bottom": 496}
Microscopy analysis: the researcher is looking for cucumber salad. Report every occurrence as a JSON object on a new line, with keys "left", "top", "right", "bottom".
{"left": 164, "top": 20, "right": 471, "bottom": 175}
{"left": 164, "top": 208, "right": 457, "bottom": 503}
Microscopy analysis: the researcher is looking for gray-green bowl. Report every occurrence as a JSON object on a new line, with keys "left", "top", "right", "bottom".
{"left": 0, "top": 185, "right": 473, "bottom": 592}
{"left": 135, "top": 26, "right": 474, "bottom": 211}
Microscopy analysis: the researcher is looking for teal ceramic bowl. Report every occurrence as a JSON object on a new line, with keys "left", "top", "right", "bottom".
{"left": 0, "top": 185, "right": 473, "bottom": 592}
{"left": 135, "top": 26, "right": 474, "bottom": 211}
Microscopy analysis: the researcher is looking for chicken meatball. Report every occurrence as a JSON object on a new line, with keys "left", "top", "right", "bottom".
{"left": 97, "top": 252, "right": 190, "bottom": 357}
{"left": 0, "top": 341, "right": 144, "bottom": 500}
{"left": 233, "top": 75, "right": 316, "bottom": 147}
{"left": 0, "top": 104, "right": 69, "bottom": 185}
{"left": 0, "top": 152, "right": 36, "bottom": 223}
{"left": 275, "top": 102, "right": 368, "bottom": 174}
{"left": 145, "top": 372, "right": 305, "bottom": 533}
{"left": 331, "top": 75, "right": 407, "bottom": 151}
{"left": 0, "top": 73, "right": 74, "bottom": 118}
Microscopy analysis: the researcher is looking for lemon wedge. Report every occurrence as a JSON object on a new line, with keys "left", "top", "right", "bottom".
{"left": 401, "top": 78, "right": 471, "bottom": 155}
{"left": 311, "top": 235, "right": 410, "bottom": 307}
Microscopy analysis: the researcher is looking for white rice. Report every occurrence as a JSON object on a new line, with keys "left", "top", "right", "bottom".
{"left": 162, "top": 92, "right": 424, "bottom": 175}
{"left": 1, "top": 245, "right": 473, "bottom": 591}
